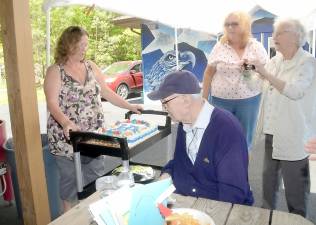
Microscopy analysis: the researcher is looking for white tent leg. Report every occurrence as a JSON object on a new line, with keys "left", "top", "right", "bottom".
{"left": 45, "top": 9, "right": 51, "bottom": 68}
{"left": 260, "top": 33, "right": 264, "bottom": 45}
{"left": 312, "top": 29, "right": 315, "bottom": 57}
{"left": 174, "top": 26, "right": 179, "bottom": 70}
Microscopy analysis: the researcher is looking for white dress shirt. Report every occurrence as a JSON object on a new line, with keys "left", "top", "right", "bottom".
{"left": 183, "top": 100, "right": 214, "bottom": 164}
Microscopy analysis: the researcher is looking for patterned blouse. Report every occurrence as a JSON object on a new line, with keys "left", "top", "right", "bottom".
{"left": 208, "top": 38, "right": 268, "bottom": 99}
{"left": 47, "top": 61, "right": 105, "bottom": 158}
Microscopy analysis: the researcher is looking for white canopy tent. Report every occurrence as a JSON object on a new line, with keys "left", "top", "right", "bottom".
{"left": 42, "top": 0, "right": 316, "bottom": 66}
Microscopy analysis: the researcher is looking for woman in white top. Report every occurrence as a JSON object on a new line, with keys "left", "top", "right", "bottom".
{"left": 252, "top": 18, "right": 316, "bottom": 217}
{"left": 202, "top": 11, "right": 267, "bottom": 150}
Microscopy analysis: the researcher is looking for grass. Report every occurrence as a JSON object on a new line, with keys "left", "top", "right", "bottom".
{"left": 0, "top": 78, "right": 46, "bottom": 105}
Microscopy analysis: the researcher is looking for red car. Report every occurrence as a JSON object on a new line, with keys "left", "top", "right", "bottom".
{"left": 102, "top": 60, "right": 143, "bottom": 99}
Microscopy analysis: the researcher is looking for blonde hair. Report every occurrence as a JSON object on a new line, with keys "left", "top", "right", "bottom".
{"left": 54, "top": 26, "right": 89, "bottom": 65}
{"left": 220, "top": 11, "right": 252, "bottom": 48}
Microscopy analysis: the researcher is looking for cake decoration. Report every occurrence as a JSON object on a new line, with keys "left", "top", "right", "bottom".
{"left": 97, "top": 119, "right": 158, "bottom": 144}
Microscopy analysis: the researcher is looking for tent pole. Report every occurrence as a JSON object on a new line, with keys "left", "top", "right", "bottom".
{"left": 45, "top": 9, "right": 51, "bottom": 69}
{"left": 313, "top": 29, "right": 316, "bottom": 57}
{"left": 174, "top": 27, "right": 179, "bottom": 70}
{"left": 260, "top": 33, "right": 264, "bottom": 45}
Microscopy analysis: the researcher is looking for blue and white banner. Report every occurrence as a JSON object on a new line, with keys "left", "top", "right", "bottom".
{"left": 141, "top": 22, "right": 217, "bottom": 104}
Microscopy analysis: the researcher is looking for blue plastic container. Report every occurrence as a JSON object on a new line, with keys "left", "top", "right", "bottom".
{"left": 3, "top": 134, "right": 61, "bottom": 220}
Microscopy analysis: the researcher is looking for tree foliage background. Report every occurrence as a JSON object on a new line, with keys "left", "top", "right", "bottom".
{"left": 0, "top": 0, "right": 141, "bottom": 78}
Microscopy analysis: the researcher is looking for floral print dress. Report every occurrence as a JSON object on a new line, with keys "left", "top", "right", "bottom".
{"left": 47, "top": 61, "right": 105, "bottom": 159}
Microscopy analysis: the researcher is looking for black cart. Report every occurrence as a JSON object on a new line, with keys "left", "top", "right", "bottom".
{"left": 70, "top": 110, "right": 171, "bottom": 199}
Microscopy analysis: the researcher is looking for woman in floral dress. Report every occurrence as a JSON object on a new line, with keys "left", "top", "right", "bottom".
{"left": 44, "top": 26, "right": 142, "bottom": 212}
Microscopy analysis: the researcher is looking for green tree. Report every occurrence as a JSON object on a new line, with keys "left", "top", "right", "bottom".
{"left": 49, "top": 4, "right": 141, "bottom": 68}
{"left": 30, "top": 0, "right": 48, "bottom": 79}
{"left": 28, "top": 0, "right": 141, "bottom": 77}
{"left": 1, "top": 1, "right": 142, "bottom": 79}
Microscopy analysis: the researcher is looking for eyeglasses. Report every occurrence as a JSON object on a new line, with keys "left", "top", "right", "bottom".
{"left": 273, "top": 30, "right": 293, "bottom": 38}
{"left": 161, "top": 95, "right": 179, "bottom": 105}
{"left": 224, "top": 22, "right": 239, "bottom": 28}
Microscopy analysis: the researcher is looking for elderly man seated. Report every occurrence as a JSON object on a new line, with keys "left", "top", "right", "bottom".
{"left": 148, "top": 70, "right": 253, "bottom": 205}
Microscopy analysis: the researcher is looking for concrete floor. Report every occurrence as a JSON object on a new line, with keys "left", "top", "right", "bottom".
{"left": 0, "top": 100, "right": 315, "bottom": 224}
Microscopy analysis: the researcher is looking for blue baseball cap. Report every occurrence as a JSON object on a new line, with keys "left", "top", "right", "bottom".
{"left": 147, "top": 70, "right": 201, "bottom": 100}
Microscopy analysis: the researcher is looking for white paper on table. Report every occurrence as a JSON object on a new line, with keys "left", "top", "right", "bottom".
{"left": 89, "top": 199, "right": 118, "bottom": 225}
{"left": 89, "top": 186, "right": 134, "bottom": 225}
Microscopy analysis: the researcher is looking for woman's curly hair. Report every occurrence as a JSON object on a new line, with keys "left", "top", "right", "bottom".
{"left": 54, "top": 26, "right": 89, "bottom": 65}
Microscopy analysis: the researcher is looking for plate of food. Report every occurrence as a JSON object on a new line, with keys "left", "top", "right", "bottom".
{"left": 165, "top": 208, "right": 215, "bottom": 225}
{"left": 112, "top": 165, "right": 155, "bottom": 184}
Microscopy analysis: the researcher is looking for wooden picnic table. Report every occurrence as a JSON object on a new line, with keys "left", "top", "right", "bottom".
{"left": 48, "top": 191, "right": 314, "bottom": 225}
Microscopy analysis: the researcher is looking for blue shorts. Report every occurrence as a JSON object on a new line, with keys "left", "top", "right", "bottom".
{"left": 210, "top": 95, "right": 261, "bottom": 150}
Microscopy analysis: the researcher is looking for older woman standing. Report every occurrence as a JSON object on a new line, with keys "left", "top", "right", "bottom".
{"left": 202, "top": 11, "right": 268, "bottom": 150}
{"left": 44, "top": 26, "right": 142, "bottom": 212}
{"left": 252, "top": 19, "right": 316, "bottom": 217}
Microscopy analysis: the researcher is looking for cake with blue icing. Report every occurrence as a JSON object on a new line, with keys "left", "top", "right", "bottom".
{"left": 99, "top": 119, "right": 158, "bottom": 144}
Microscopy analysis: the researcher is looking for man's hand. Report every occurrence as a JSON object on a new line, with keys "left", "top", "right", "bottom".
{"left": 159, "top": 173, "right": 171, "bottom": 180}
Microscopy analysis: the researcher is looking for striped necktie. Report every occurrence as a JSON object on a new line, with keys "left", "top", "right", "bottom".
{"left": 187, "top": 128, "right": 198, "bottom": 164}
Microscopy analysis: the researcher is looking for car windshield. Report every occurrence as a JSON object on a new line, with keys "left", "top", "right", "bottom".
{"left": 103, "top": 62, "right": 130, "bottom": 77}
